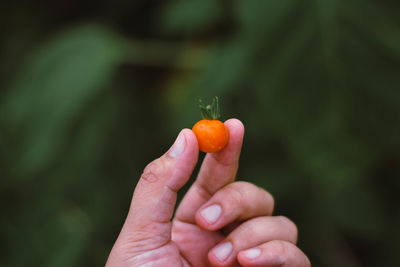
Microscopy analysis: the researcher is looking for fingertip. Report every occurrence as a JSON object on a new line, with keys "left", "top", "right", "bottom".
{"left": 194, "top": 209, "right": 207, "bottom": 229}
{"left": 181, "top": 128, "right": 199, "bottom": 151}
{"left": 237, "top": 248, "right": 262, "bottom": 266}
{"left": 171, "top": 128, "right": 198, "bottom": 159}
{"left": 238, "top": 241, "right": 310, "bottom": 267}
{"left": 194, "top": 203, "right": 223, "bottom": 231}
{"left": 224, "top": 118, "right": 244, "bottom": 132}
{"left": 224, "top": 119, "right": 245, "bottom": 147}
{"left": 208, "top": 241, "right": 234, "bottom": 266}
{"left": 226, "top": 118, "right": 244, "bottom": 138}
{"left": 210, "top": 119, "right": 244, "bottom": 164}
{"left": 177, "top": 128, "right": 199, "bottom": 163}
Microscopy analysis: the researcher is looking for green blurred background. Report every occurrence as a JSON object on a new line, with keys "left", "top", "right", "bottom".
{"left": 1, "top": 0, "right": 399, "bottom": 266}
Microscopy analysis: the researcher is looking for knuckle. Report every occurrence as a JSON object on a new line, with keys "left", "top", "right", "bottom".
{"left": 277, "top": 216, "right": 298, "bottom": 243}
{"left": 116, "top": 225, "right": 170, "bottom": 259}
{"left": 227, "top": 187, "right": 244, "bottom": 205}
{"left": 270, "top": 240, "right": 289, "bottom": 257}
{"left": 229, "top": 181, "right": 258, "bottom": 199}
{"left": 260, "top": 188, "right": 274, "bottom": 213}
{"left": 141, "top": 158, "right": 167, "bottom": 183}
{"left": 226, "top": 182, "right": 249, "bottom": 204}
{"left": 234, "top": 182, "right": 275, "bottom": 214}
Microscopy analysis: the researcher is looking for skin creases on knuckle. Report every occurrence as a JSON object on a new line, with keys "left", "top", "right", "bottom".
{"left": 277, "top": 216, "right": 298, "bottom": 243}
{"left": 230, "top": 182, "right": 274, "bottom": 214}
{"left": 270, "top": 240, "right": 289, "bottom": 258}
{"left": 226, "top": 183, "right": 247, "bottom": 207}
{"left": 118, "top": 226, "right": 171, "bottom": 259}
{"left": 140, "top": 158, "right": 170, "bottom": 184}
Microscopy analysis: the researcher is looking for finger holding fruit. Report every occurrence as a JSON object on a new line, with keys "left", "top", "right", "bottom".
{"left": 107, "top": 97, "right": 311, "bottom": 267}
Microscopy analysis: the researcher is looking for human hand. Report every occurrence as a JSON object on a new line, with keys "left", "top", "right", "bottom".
{"left": 106, "top": 119, "right": 311, "bottom": 267}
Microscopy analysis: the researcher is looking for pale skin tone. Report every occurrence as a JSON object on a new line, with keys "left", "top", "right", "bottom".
{"left": 106, "top": 119, "right": 311, "bottom": 267}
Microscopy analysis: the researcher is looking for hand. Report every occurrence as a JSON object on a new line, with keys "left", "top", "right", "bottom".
{"left": 106, "top": 119, "right": 310, "bottom": 267}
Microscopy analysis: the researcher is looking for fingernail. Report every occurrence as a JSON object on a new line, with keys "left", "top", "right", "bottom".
{"left": 212, "top": 242, "right": 232, "bottom": 261}
{"left": 245, "top": 248, "right": 261, "bottom": 259}
{"left": 200, "top": 204, "right": 222, "bottom": 224}
{"left": 169, "top": 131, "right": 185, "bottom": 157}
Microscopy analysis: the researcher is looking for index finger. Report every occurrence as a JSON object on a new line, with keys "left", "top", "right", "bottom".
{"left": 174, "top": 118, "right": 245, "bottom": 223}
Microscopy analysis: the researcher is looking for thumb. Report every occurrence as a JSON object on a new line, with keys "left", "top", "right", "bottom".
{"left": 120, "top": 129, "right": 198, "bottom": 241}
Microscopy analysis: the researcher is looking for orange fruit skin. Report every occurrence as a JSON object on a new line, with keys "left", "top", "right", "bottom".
{"left": 192, "top": 119, "right": 229, "bottom": 153}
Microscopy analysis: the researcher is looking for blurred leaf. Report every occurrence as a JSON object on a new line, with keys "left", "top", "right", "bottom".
{"left": 341, "top": 0, "right": 400, "bottom": 60}
{"left": 0, "top": 24, "right": 127, "bottom": 178}
{"left": 329, "top": 185, "right": 386, "bottom": 238}
{"left": 45, "top": 207, "right": 90, "bottom": 267}
{"left": 161, "top": 0, "right": 223, "bottom": 35}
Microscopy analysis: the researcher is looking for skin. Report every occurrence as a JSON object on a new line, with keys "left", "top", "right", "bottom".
{"left": 106, "top": 119, "right": 311, "bottom": 267}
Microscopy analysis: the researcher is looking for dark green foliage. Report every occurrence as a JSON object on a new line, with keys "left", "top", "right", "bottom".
{"left": 0, "top": 0, "right": 399, "bottom": 266}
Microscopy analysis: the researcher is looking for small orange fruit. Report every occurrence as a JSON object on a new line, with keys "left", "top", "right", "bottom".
{"left": 192, "top": 97, "right": 229, "bottom": 153}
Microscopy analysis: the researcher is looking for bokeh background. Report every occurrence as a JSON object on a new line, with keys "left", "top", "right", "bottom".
{"left": 1, "top": 0, "right": 399, "bottom": 266}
